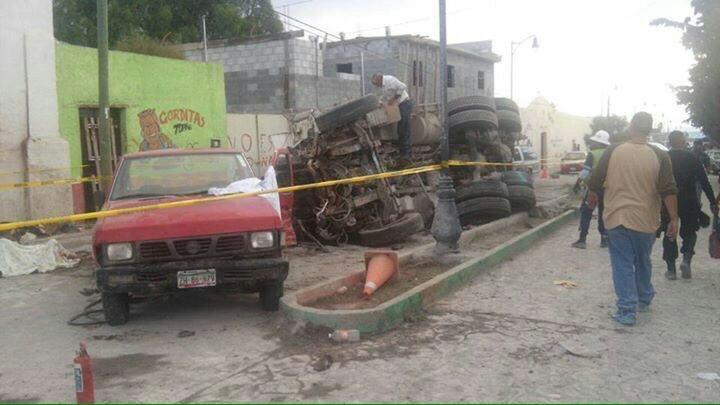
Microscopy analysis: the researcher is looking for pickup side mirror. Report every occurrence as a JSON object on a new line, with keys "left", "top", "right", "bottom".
{"left": 94, "top": 190, "right": 106, "bottom": 210}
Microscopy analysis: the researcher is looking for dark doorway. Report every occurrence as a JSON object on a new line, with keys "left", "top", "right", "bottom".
{"left": 79, "top": 108, "right": 124, "bottom": 212}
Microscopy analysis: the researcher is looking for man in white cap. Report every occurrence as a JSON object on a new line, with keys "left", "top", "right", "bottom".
{"left": 572, "top": 130, "right": 611, "bottom": 249}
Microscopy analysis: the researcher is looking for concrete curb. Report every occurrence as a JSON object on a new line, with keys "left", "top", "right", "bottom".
{"left": 281, "top": 209, "right": 578, "bottom": 334}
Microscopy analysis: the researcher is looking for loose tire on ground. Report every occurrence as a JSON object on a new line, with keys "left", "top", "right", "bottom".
{"left": 497, "top": 110, "right": 522, "bottom": 133}
{"left": 315, "top": 95, "right": 379, "bottom": 133}
{"left": 456, "top": 196, "right": 512, "bottom": 225}
{"left": 259, "top": 281, "right": 284, "bottom": 311}
{"left": 448, "top": 95, "right": 496, "bottom": 116}
{"left": 501, "top": 170, "right": 533, "bottom": 188}
{"left": 357, "top": 212, "right": 425, "bottom": 247}
{"left": 494, "top": 97, "right": 520, "bottom": 113}
{"left": 102, "top": 292, "right": 130, "bottom": 326}
{"left": 449, "top": 110, "right": 498, "bottom": 133}
{"left": 507, "top": 184, "right": 537, "bottom": 212}
{"left": 455, "top": 180, "right": 509, "bottom": 203}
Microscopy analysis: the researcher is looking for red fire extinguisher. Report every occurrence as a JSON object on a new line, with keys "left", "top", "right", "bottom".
{"left": 74, "top": 343, "right": 95, "bottom": 404}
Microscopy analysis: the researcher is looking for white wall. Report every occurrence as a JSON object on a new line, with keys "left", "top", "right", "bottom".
{"left": 0, "top": 0, "right": 72, "bottom": 222}
{"left": 520, "top": 96, "right": 592, "bottom": 162}
{"left": 226, "top": 113, "right": 292, "bottom": 174}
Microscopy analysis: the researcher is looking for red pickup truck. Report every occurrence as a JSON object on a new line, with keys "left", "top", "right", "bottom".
{"left": 93, "top": 149, "right": 288, "bottom": 325}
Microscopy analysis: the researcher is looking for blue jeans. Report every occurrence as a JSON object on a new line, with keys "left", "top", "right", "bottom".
{"left": 607, "top": 226, "right": 656, "bottom": 313}
{"left": 579, "top": 190, "right": 606, "bottom": 240}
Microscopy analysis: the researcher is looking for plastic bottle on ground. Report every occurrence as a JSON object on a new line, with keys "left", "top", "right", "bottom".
{"left": 328, "top": 329, "right": 360, "bottom": 342}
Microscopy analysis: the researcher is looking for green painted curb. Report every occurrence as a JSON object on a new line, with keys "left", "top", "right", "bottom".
{"left": 281, "top": 209, "right": 578, "bottom": 334}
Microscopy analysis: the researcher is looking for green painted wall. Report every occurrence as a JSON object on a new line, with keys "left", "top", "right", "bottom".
{"left": 55, "top": 41, "right": 226, "bottom": 177}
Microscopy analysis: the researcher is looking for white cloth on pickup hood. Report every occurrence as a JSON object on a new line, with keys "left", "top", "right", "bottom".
{"left": 207, "top": 166, "right": 282, "bottom": 219}
{"left": 0, "top": 238, "right": 80, "bottom": 277}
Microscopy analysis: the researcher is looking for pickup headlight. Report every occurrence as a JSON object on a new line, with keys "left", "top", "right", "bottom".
{"left": 106, "top": 243, "right": 133, "bottom": 261}
{"left": 251, "top": 231, "right": 274, "bottom": 249}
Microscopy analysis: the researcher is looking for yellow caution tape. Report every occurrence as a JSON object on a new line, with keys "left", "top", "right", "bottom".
{"left": 0, "top": 158, "right": 579, "bottom": 191}
{"left": 0, "top": 164, "right": 443, "bottom": 232}
{"left": 0, "top": 165, "right": 90, "bottom": 177}
{"left": 0, "top": 158, "right": 575, "bottom": 232}
{"left": 0, "top": 176, "right": 100, "bottom": 191}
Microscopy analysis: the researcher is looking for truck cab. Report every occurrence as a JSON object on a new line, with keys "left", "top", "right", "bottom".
{"left": 93, "top": 149, "right": 288, "bottom": 325}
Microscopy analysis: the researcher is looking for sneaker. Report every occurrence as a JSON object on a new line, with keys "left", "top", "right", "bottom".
{"left": 680, "top": 259, "right": 692, "bottom": 279}
{"left": 611, "top": 311, "right": 636, "bottom": 326}
{"left": 638, "top": 302, "right": 651, "bottom": 312}
{"left": 571, "top": 239, "right": 587, "bottom": 249}
{"left": 600, "top": 236, "right": 609, "bottom": 248}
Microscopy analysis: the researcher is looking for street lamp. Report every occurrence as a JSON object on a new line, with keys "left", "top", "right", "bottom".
{"left": 431, "top": 0, "right": 463, "bottom": 254}
{"left": 510, "top": 35, "right": 539, "bottom": 100}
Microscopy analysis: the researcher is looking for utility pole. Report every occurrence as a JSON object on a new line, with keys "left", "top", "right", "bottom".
{"left": 97, "top": 0, "right": 113, "bottom": 193}
{"left": 431, "top": 0, "right": 462, "bottom": 254}
{"left": 202, "top": 15, "right": 208, "bottom": 62}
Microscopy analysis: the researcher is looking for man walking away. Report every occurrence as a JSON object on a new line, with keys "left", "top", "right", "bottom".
{"left": 572, "top": 130, "right": 611, "bottom": 249}
{"left": 587, "top": 112, "right": 678, "bottom": 326}
{"left": 372, "top": 73, "right": 413, "bottom": 162}
{"left": 661, "top": 131, "right": 718, "bottom": 280}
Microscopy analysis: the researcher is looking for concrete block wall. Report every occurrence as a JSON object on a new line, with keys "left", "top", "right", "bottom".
{"left": 185, "top": 39, "right": 289, "bottom": 113}
{"left": 185, "top": 36, "right": 363, "bottom": 113}
{"left": 323, "top": 38, "right": 496, "bottom": 105}
{"left": 291, "top": 75, "right": 361, "bottom": 111}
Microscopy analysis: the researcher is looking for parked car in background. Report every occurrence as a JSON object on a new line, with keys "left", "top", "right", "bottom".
{"left": 513, "top": 145, "right": 540, "bottom": 175}
{"left": 93, "top": 149, "right": 288, "bottom": 325}
{"left": 560, "top": 151, "right": 587, "bottom": 174}
{"left": 707, "top": 149, "right": 720, "bottom": 174}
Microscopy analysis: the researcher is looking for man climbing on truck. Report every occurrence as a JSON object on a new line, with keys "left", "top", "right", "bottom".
{"left": 372, "top": 73, "right": 413, "bottom": 164}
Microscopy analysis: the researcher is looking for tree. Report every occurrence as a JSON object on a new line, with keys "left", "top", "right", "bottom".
{"left": 589, "top": 115, "right": 629, "bottom": 138}
{"left": 651, "top": 0, "right": 720, "bottom": 141}
{"left": 53, "top": 0, "right": 284, "bottom": 49}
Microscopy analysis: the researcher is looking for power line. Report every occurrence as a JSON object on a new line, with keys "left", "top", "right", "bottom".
{"left": 273, "top": 9, "right": 417, "bottom": 70}
{"left": 350, "top": 7, "right": 473, "bottom": 35}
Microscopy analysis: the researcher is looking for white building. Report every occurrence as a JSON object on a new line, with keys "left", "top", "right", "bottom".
{"left": 0, "top": 0, "right": 72, "bottom": 221}
{"left": 520, "top": 96, "right": 592, "bottom": 160}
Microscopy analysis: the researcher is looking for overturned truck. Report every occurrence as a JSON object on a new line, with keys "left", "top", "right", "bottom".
{"left": 275, "top": 95, "right": 536, "bottom": 247}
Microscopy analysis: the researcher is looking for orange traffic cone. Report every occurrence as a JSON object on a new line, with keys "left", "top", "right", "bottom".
{"left": 363, "top": 250, "right": 399, "bottom": 297}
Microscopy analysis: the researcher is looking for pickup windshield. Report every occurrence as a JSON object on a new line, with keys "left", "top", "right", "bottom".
{"left": 110, "top": 153, "right": 254, "bottom": 201}
{"left": 520, "top": 147, "right": 538, "bottom": 161}
{"left": 563, "top": 152, "right": 586, "bottom": 160}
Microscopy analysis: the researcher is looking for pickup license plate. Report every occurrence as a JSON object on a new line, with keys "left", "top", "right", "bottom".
{"left": 177, "top": 269, "right": 216, "bottom": 289}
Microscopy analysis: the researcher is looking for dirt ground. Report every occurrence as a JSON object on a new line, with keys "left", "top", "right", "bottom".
{"left": 16, "top": 175, "right": 712, "bottom": 402}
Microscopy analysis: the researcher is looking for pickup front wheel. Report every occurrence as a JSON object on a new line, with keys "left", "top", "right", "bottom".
{"left": 102, "top": 292, "right": 130, "bottom": 326}
{"left": 259, "top": 281, "right": 284, "bottom": 311}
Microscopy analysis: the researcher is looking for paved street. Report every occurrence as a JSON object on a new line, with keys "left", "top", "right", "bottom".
{"left": 2, "top": 211, "right": 719, "bottom": 402}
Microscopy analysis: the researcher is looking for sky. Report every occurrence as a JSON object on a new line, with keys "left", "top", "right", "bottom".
{"left": 272, "top": 0, "right": 698, "bottom": 131}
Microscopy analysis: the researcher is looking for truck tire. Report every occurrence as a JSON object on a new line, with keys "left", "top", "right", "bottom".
{"left": 507, "top": 185, "right": 536, "bottom": 212}
{"left": 448, "top": 95, "right": 496, "bottom": 116}
{"left": 494, "top": 97, "right": 520, "bottom": 113}
{"left": 455, "top": 180, "right": 509, "bottom": 203}
{"left": 457, "top": 197, "right": 512, "bottom": 225}
{"left": 502, "top": 170, "right": 533, "bottom": 188}
{"left": 449, "top": 110, "right": 498, "bottom": 133}
{"left": 102, "top": 292, "right": 130, "bottom": 326}
{"left": 259, "top": 281, "right": 284, "bottom": 311}
{"left": 315, "top": 95, "right": 379, "bottom": 133}
{"left": 497, "top": 110, "right": 522, "bottom": 133}
{"left": 357, "top": 212, "right": 424, "bottom": 247}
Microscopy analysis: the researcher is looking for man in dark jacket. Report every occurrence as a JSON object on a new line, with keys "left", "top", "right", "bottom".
{"left": 661, "top": 131, "right": 718, "bottom": 280}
